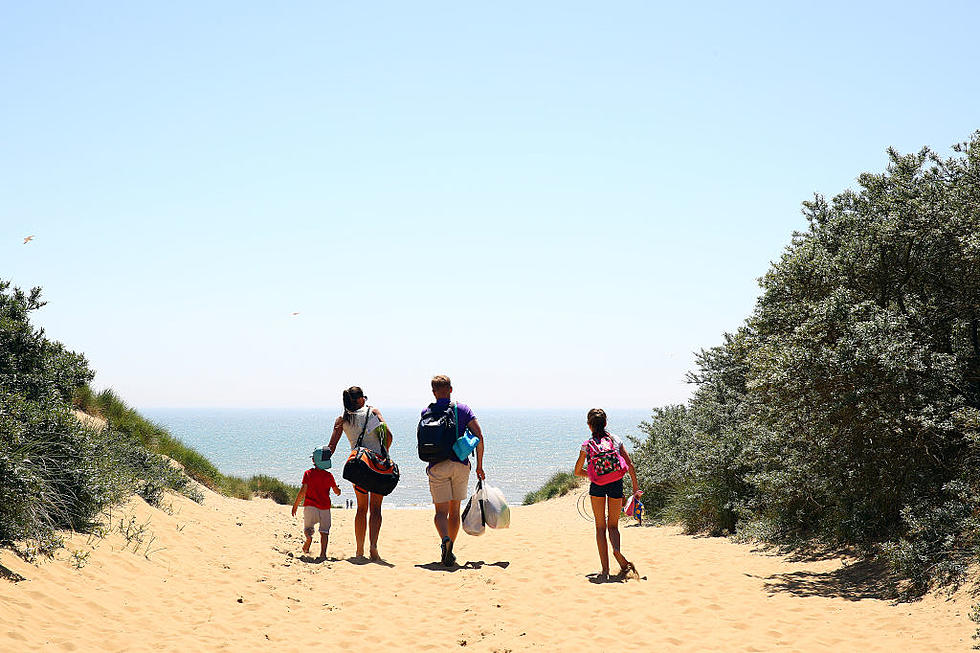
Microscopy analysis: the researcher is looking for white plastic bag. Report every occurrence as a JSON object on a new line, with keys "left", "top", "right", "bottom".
{"left": 482, "top": 483, "right": 510, "bottom": 529}
{"left": 461, "top": 483, "right": 486, "bottom": 536}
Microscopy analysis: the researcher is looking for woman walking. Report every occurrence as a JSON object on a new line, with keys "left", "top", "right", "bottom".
{"left": 327, "top": 386, "right": 393, "bottom": 561}
{"left": 573, "top": 408, "right": 640, "bottom": 581}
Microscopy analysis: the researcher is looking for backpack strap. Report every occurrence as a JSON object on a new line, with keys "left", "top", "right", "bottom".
{"left": 355, "top": 406, "right": 371, "bottom": 449}
{"left": 586, "top": 431, "right": 611, "bottom": 458}
{"left": 359, "top": 406, "right": 394, "bottom": 459}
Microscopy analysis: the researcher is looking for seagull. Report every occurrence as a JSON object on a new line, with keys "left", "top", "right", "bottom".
{"left": 291, "top": 312, "right": 300, "bottom": 316}
{"left": 23, "top": 235, "right": 35, "bottom": 244}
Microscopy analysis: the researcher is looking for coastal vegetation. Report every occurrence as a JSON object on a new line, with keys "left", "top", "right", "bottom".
{"left": 0, "top": 281, "right": 296, "bottom": 558}
{"left": 629, "top": 133, "right": 980, "bottom": 598}
{"left": 523, "top": 471, "right": 582, "bottom": 505}
{"left": 72, "top": 387, "right": 298, "bottom": 504}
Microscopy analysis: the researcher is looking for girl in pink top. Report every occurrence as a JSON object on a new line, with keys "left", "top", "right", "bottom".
{"left": 573, "top": 408, "right": 640, "bottom": 581}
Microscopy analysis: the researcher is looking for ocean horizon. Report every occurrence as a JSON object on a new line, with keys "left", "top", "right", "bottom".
{"left": 145, "top": 407, "right": 653, "bottom": 507}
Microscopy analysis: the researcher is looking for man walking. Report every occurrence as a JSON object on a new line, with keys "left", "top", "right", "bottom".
{"left": 418, "top": 374, "right": 485, "bottom": 567}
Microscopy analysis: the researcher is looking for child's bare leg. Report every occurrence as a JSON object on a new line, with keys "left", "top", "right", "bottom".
{"left": 590, "top": 496, "right": 610, "bottom": 577}
{"left": 318, "top": 532, "right": 328, "bottom": 560}
{"left": 354, "top": 489, "right": 369, "bottom": 557}
{"left": 302, "top": 527, "right": 313, "bottom": 554}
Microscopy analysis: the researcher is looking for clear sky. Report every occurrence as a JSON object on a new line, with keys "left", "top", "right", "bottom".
{"left": 3, "top": 2, "right": 978, "bottom": 410}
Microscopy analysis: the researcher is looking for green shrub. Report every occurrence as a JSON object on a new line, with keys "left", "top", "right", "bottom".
{"left": 629, "top": 133, "right": 980, "bottom": 592}
{"left": 662, "top": 478, "right": 736, "bottom": 536}
{"left": 523, "top": 472, "right": 582, "bottom": 505}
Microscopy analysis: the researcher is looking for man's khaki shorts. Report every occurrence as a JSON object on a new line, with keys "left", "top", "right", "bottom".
{"left": 427, "top": 460, "right": 470, "bottom": 503}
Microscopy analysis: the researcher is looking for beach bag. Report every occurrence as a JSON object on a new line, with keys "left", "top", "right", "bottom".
{"left": 623, "top": 493, "right": 637, "bottom": 517}
{"left": 417, "top": 401, "right": 458, "bottom": 463}
{"left": 313, "top": 445, "right": 332, "bottom": 470}
{"left": 481, "top": 483, "right": 510, "bottom": 529}
{"left": 461, "top": 481, "right": 487, "bottom": 536}
{"left": 585, "top": 433, "right": 627, "bottom": 485}
{"left": 343, "top": 406, "right": 400, "bottom": 496}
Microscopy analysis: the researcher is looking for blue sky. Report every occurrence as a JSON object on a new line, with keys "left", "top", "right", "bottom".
{"left": 3, "top": 1, "right": 978, "bottom": 409}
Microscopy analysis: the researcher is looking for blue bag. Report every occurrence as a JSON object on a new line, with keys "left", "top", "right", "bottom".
{"left": 453, "top": 430, "right": 479, "bottom": 460}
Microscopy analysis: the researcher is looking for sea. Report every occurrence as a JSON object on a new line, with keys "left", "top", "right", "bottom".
{"left": 144, "top": 408, "right": 652, "bottom": 507}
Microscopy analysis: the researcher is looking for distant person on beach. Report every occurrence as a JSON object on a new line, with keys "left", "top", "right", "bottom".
{"left": 326, "top": 386, "right": 393, "bottom": 561}
{"left": 418, "top": 375, "right": 485, "bottom": 567}
{"left": 291, "top": 450, "right": 341, "bottom": 560}
{"left": 573, "top": 408, "right": 639, "bottom": 581}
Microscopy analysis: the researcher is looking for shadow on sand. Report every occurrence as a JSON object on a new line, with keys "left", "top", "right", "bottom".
{"left": 415, "top": 560, "right": 510, "bottom": 573}
{"left": 345, "top": 555, "right": 395, "bottom": 568}
{"left": 755, "top": 558, "right": 901, "bottom": 602}
{"left": 0, "top": 563, "right": 26, "bottom": 583}
{"left": 296, "top": 554, "right": 343, "bottom": 564}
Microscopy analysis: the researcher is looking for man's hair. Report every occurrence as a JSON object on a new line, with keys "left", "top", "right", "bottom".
{"left": 431, "top": 375, "right": 452, "bottom": 391}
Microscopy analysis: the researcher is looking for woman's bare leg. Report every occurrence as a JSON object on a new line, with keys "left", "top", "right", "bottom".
{"left": 590, "top": 496, "right": 610, "bottom": 577}
{"left": 354, "top": 489, "right": 369, "bottom": 557}
{"left": 368, "top": 492, "right": 384, "bottom": 560}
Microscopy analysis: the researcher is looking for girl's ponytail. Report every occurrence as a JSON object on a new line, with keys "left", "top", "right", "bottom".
{"left": 587, "top": 408, "right": 607, "bottom": 439}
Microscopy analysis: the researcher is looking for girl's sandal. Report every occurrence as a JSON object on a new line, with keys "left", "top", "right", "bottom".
{"left": 617, "top": 561, "right": 639, "bottom": 581}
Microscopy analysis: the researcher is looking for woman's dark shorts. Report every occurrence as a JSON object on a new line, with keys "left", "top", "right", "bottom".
{"left": 589, "top": 478, "right": 624, "bottom": 499}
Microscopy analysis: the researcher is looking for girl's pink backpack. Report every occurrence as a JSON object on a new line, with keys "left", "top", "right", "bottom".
{"left": 584, "top": 433, "right": 627, "bottom": 485}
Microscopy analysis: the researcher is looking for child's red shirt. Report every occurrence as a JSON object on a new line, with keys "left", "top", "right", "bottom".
{"left": 301, "top": 468, "right": 338, "bottom": 510}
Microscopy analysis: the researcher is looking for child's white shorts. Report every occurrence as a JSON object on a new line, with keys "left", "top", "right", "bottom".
{"left": 303, "top": 506, "right": 331, "bottom": 534}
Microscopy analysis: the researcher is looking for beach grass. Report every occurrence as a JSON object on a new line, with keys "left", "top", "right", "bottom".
{"left": 522, "top": 472, "right": 582, "bottom": 505}
{"left": 75, "top": 387, "right": 298, "bottom": 505}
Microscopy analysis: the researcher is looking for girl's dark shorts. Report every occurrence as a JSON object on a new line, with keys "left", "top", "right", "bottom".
{"left": 589, "top": 478, "right": 624, "bottom": 499}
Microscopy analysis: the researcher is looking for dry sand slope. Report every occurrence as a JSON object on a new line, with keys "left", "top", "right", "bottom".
{"left": 1, "top": 486, "right": 976, "bottom": 652}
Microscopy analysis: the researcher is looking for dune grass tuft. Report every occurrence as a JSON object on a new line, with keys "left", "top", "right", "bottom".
{"left": 76, "top": 388, "right": 299, "bottom": 505}
{"left": 523, "top": 472, "right": 582, "bottom": 505}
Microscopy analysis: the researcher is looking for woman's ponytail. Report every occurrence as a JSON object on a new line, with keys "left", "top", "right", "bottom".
{"left": 342, "top": 386, "right": 365, "bottom": 423}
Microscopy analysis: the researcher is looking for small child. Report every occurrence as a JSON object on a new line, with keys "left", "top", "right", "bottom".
{"left": 291, "top": 449, "right": 341, "bottom": 560}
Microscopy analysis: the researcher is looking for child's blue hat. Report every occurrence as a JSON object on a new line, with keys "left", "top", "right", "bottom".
{"left": 312, "top": 446, "right": 332, "bottom": 470}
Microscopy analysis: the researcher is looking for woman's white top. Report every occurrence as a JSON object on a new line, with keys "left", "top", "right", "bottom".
{"left": 341, "top": 406, "right": 384, "bottom": 454}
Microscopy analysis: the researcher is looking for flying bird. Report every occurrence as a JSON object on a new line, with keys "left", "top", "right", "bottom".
{"left": 23, "top": 235, "right": 35, "bottom": 244}
{"left": 291, "top": 312, "right": 300, "bottom": 316}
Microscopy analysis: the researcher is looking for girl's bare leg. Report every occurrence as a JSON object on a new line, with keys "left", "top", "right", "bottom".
{"left": 590, "top": 496, "right": 610, "bottom": 577}
{"left": 606, "top": 497, "right": 632, "bottom": 574}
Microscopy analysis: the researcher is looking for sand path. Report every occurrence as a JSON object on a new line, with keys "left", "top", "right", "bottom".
{"left": 1, "top": 487, "right": 976, "bottom": 651}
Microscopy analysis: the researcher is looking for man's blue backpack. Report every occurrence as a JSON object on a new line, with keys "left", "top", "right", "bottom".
{"left": 417, "top": 402, "right": 458, "bottom": 463}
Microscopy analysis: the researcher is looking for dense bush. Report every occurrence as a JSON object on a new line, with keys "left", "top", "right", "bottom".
{"left": 1, "top": 282, "right": 215, "bottom": 556}
{"left": 1, "top": 282, "right": 191, "bottom": 551}
{"left": 631, "top": 133, "right": 980, "bottom": 591}
{"left": 2, "top": 280, "right": 301, "bottom": 557}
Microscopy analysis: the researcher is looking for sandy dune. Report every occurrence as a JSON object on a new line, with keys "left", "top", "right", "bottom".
{"left": 1, "top": 486, "right": 976, "bottom": 652}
